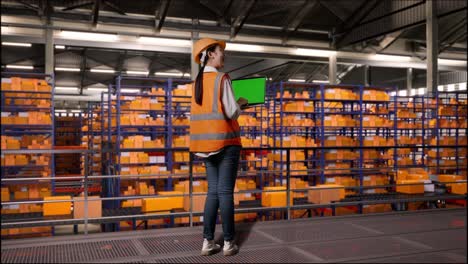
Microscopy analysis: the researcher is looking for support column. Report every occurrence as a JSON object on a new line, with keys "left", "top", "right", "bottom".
{"left": 364, "top": 65, "right": 371, "bottom": 86}
{"left": 426, "top": 0, "right": 438, "bottom": 94}
{"left": 191, "top": 19, "right": 200, "bottom": 81}
{"left": 407, "top": 68, "right": 413, "bottom": 95}
{"left": 191, "top": 42, "right": 199, "bottom": 81}
{"left": 328, "top": 54, "right": 337, "bottom": 85}
{"left": 45, "top": 28, "right": 54, "bottom": 75}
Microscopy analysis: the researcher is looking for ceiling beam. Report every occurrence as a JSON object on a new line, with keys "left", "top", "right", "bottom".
{"left": 116, "top": 50, "right": 127, "bottom": 75}
{"left": 103, "top": 0, "right": 126, "bottom": 16}
{"left": 318, "top": 0, "right": 346, "bottom": 22}
{"left": 282, "top": 0, "right": 320, "bottom": 44}
{"left": 92, "top": 0, "right": 101, "bottom": 27}
{"left": 270, "top": 63, "right": 291, "bottom": 82}
{"left": 18, "top": 1, "right": 39, "bottom": 12}
{"left": 283, "top": 62, "right": 307, "bottom": 81}
{"left": 230, "top": 0, "right": 256, "bottom": 39}
{"left": 155, "top": 0, "right": 170, "bottom": 33}
{"left": 62, "top": 2, "right": 93, "bottom": 12}
{"left": 439, "top": 17, "right": 466, "bottom": 47}
{"left": 79, "top": 48, "right": 88, "bottom": 95}
{"left": 228, "top": 59, "right": 289, "bottom": 79}
{"left": 199, "top": 0, "right": 230, "bottom": 26}
{"left": 333, "top": 0, "right": 380, "bottom": 49}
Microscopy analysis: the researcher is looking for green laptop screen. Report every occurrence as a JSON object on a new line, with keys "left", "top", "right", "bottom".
{"left": 231, "top": 77, "right": 266, "bottom": 105}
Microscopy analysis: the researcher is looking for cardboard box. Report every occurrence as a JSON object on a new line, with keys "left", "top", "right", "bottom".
{"left": 73, "top": 195, "right": 102, "bottom": 219}
{"left": 43, "top": 196, "right": 72, "bottom": 216}
{"left": 142, "top": 191, "right": 183, "bottom": 212}
{"left": 396, "top": 180, "right": 424, "bottom": 194}
{"left": 307, "top": 184, "right": 345, "bottom": 204}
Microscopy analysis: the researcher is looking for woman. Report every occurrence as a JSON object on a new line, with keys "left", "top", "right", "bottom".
{"left": 189, "top": 38, "right": 248, "bottom": 256}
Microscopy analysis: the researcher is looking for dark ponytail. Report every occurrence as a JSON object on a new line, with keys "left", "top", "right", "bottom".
{"left": 195, "top": 45, "right": 217, "bottom": 105}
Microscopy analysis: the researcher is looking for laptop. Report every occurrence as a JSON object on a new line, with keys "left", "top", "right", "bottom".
{"left": 231, "top": 76, "right": 266, "bottom": 107}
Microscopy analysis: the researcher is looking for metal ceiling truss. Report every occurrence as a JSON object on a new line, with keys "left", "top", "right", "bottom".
{"left": 155, "top": 0, "right": 171, "bottom": 33}
{"left": 334, "top": 0, "right": 467, "bottom": 49}
{"left": 79, "top": 48, "right": 88, "bottom": 95}
{"left": 199, "top": 0, "right": 231, "bottom": 26}
{"left": 230, "top": 0, "right": 257, "bottom": 39}
{"left": 92, "top": 0, "right": 100, "bottom": 27}
{"left": 281, "top": 0, "right": 320, "bottom": 44}
{"left": 283, "top": 62, "right": 308, "bottom": 81}
{"left": 332, "top": 0, "right": 381, "bottom": 48}
{"left": 305, "top": 64, "right": 327, "bottom": 82}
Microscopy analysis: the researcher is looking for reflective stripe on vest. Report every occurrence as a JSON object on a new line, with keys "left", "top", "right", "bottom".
{"left": 190, "top": 131, "right": 240, "bottom": 141}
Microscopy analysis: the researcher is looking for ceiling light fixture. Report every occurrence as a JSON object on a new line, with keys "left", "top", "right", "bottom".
{"left": 2, "top": 42, "right": 32, "bottom": 47}
{"left": 226, "top": 43, "right": 264, "bottom": 52}
{"left": 126, "top": 70, "right": 149, "bottom": 75}
{"left": 288, "top": 79, "right": 306, "bottom": 83}
{"left": 155, "top": 72, "right": 183, "bottom": 77}
{"left": 60, "top": 30, "right": 118, "bottom": 42}
{"left": 55, "top": 86, "right": 79, "bottom": 91}
{"left": 294, "top": 48, "right": 336, "bottom": 57}
{"left": 6, "top": 65, "right": 34, "bottom": 69}
{"left": 121, "top": 88, "right": 141, "bottom": 93}
{"left": 87, "top": 87, "right": 108, "bottom": 92}
{"left": 55, "top": 67, "right": 80, "bottom": 72}
{"left": 55, "top": 45, "right": 66, "bottom": 49}
{"left": 90, "top": 69, "right": 115, "bottom": 74}
{"left": 312, "top": 80, "right": 329, "bottom": 83}
{"left": 373, "top": 54, "right": 411, "bottom": 61}
{"left": 138, "top": 37, "right": 191, "bottom": 47}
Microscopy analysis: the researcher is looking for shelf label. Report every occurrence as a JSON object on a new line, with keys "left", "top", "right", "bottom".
{"left": 121, "top": 153, "right": 130, "bottom": 157}
{"left": 159, "top": 167, "right": 167, "bottom": 172}
{"left": 121, "top": 167, "right": 129, "bottom": 172}
{"left": 150, "top": 99, "right": 158, "bottom": 104}
{"left": 193, "top": 181, "right": 200, "bottom": 186}
{"left": 149, "top": 157, "right": 158, "bottom": 163}
{"left": 245, "top": 193, "right": 252, "bottom": 198}
{"left": 19, "top": 112, "right": 29, "bottom": 117}
{"left": 2, "top": 78, "right": 12, "bottom": 83}
{"left": 326, "top": 178, "right": 336, "bottom": 183}
{"left": 1, "top": 112, "right": 9, "bottom": 117}
{"left": 143, "top": 137, "right": 151, "bottom": 141}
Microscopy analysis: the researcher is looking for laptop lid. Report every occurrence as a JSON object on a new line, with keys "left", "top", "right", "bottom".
{"left": 231, "top": 76, "right": 266, "bottom": 106}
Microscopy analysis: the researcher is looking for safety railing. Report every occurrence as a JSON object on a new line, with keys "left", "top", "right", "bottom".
{"left": 1, "top": 147, "right": 466, "bottom": 236}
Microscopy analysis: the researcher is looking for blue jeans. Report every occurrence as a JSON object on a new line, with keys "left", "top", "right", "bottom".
{"left": 203, "top": 145, "right": 241, "bottom": 241}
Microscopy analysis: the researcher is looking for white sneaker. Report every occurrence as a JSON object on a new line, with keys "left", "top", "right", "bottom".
{"left": 201, "top": 239, "right": 221, "bottom": 256}
{"left": 223, "top": 240, "right": 239, "bottom": 256}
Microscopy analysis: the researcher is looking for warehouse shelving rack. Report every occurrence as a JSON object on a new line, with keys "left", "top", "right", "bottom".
{"left": 271, "top": 82, "right": 400, "bottom": 215}
{"left": 431, "top": 90, "right": 467, "bottom": 176}
{"left": 103, "top": 75, "right": 193, "bottom": 231}
{"left": 1, "top": 72, "right": 55, "bottom": 190}
{"left": 1, "top": 71, "right": 57, "bottom": 237}
{"left": 270, "top": 81, "right": 319, "bottom": 188}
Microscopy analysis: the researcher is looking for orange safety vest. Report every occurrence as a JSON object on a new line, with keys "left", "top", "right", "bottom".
{"left": 189, "top": 72, "right": 241, "bottom": 152}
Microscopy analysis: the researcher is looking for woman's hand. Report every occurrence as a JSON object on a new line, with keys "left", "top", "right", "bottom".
{"left": 237, "top": 97, "right": 248, "bottom": 109}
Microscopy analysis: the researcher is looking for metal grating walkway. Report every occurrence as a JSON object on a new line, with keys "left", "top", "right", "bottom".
{"left": 2, "top": 208, "right": 466, "bottom": 263}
